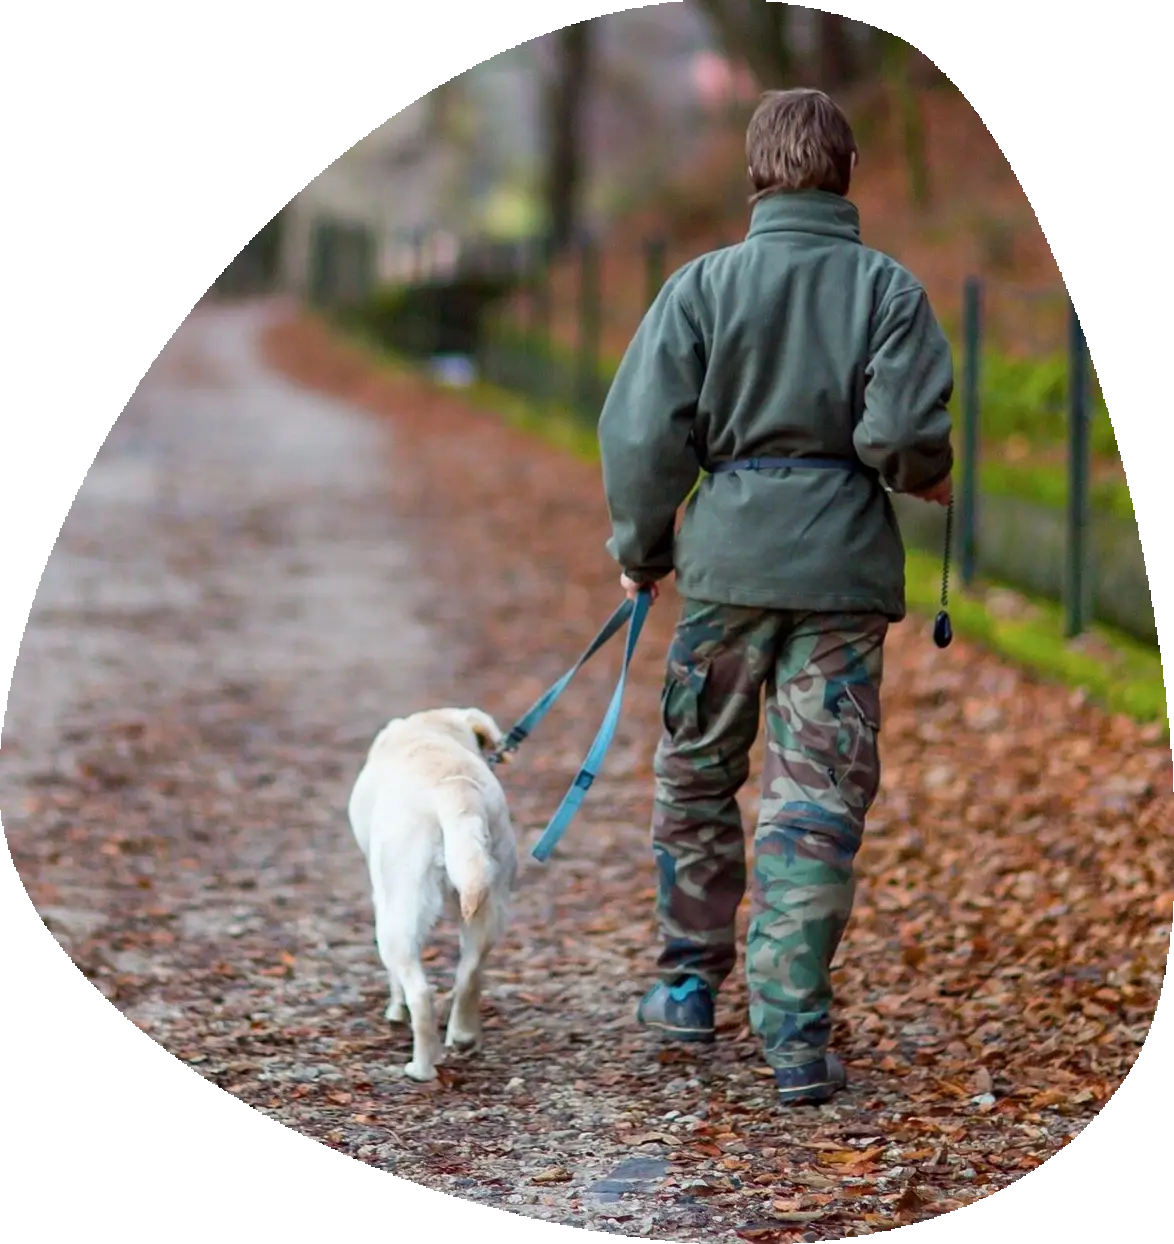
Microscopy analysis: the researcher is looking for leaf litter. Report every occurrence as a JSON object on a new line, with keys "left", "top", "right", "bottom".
{"left": 2, "top": 306, "right": 1168, "bottom": 1244}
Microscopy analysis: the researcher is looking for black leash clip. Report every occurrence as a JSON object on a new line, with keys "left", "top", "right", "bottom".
{"left": 933, "top": 610, "right": 953, "bottom": 649}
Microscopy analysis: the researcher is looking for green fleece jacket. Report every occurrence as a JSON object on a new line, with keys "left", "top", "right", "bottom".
{"left": 598, "top": 189, "right": 954, "bottom": 620}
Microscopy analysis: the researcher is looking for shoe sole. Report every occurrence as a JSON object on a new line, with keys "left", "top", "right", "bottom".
{"left": 775, "top": 1080, "right": 843, "bottom": 1106}
{"left": 637, "top": 1017, "right": 716, "bottom": 1044}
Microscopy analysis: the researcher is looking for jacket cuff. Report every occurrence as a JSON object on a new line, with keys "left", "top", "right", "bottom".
{"left": 896, "top": 444, "right": 954, "bottom": 494}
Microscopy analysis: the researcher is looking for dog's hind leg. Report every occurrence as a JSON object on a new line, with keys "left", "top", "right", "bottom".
{"left": 385, "top": 953, "right": 441, "bottom": 1081}
{"left": 445, "top": 901, "right": 502, "bottom": 1053}
{"left": 375, "top": 917, "right": 441, "bottom": 1081}
{"left": 384, "top": 972, "right": 407, "bottom": 1024}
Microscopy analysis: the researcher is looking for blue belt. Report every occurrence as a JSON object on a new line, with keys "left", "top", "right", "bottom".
{"left": 710, "top": 456, "right": 867, "bottom": 474}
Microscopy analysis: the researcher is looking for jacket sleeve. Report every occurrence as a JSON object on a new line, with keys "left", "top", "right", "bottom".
{"left": 598, "top": 274, "right": 705, "bottom": 582}
{"left": 853, "top": 284, "right": 955, "bottom": 493}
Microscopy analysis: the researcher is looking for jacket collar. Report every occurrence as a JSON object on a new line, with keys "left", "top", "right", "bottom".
{"left": 746, "top": 190, "right": 861, "bottom": 243}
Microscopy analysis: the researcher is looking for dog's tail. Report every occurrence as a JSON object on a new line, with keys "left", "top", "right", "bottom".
{"left": 434, "top": 780, "right": 495, "bottom": 923}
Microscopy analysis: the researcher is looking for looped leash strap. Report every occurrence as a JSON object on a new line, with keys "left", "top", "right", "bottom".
{"left": 530, "top": 588, "right": 651, "bottom": 863}
{"left": 487, "top": 597, "right": 635, "bottom": 767}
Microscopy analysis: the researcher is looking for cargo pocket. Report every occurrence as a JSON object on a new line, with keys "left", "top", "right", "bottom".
{"left": 661, "top": 652, "right": 713, "bottom": 744}
{"left": 834, "top": 681, "right": 883, "bottom": 814}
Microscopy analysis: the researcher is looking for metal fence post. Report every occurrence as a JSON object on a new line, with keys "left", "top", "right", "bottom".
{"left": 960, "top": 276, "right": 983, "bottom": 586}
{"left": 576, "top": 232, "right": 601, "bottom": 418}
{"left": 1065, "top": 297, "right": 1092, "bottom": 638}
{"left": 528, "top": 233, "right": 553, "bottom": 407}
{"left": 352, "top": 224, "right": 375, "bottom": 306}
{"left": 308, "top": 217, "right": 331, "bottom": 309}
{"left": 325, "top": 220, "right": 342, "bottom": 307}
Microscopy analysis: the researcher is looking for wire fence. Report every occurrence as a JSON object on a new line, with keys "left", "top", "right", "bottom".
{"left": 296, "top": 216, "right": 1153, "bottom": 647}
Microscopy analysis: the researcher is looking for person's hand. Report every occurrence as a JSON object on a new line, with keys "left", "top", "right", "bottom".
{"left": 620, "top": 573, "right": 658, "bottom": 603}
{"left": 910, "top": 473, "right": 953, "bottom": 507}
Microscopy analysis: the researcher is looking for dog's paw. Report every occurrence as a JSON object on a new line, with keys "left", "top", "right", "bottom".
{"left": 384, "top": 1000, "right": 407, "bottom": 1024}
{"left": 444, "top": 1026, "right": 483, "bottom": 1054}
{"left": 402, "top": 1059, "right": 438, "bottom": 1082}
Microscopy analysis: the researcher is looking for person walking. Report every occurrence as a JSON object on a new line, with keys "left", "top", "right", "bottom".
{"left": 598, "top": 88, "right": 954, "bottom": 1106}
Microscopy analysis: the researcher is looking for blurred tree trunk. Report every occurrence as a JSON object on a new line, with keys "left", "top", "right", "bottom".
{"left": 814, "top": 11, "right": 855, "bottom": 89}
{"left": 693, "top": 0, "right": 792, "bottom": 89}
{"left": 544, "top": 21, "right": 593, "bottom": 254}
{"left": 881, "top": 34, "right": 931, "bottom": 210}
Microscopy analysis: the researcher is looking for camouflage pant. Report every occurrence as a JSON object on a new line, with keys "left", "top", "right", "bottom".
{"left": 652, "top": 598, "right": 887, "bottom": 1069}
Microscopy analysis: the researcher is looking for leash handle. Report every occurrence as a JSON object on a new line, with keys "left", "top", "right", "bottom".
{"left": 488, "top": 597, "right": 635, "bottom": 766}
{"left": 530, "top": 588, "right": 652, "bottom": 863}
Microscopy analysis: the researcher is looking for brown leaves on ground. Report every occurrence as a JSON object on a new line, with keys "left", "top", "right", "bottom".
{"left": 5, "top": 305, "right": 1168, "bottom": 1244}
{"left": 256, "top": 311, "right": 1171, "bottom": 1237}
{"left": 261, "top": 315, "right": 1169, "bottom": 1219}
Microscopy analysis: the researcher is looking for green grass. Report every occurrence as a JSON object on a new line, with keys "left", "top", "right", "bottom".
{"left": 905, "top": 550, "right": 1167, "bottom": 728}
{"left": 328, "top": 315, "right": 1165, "bottom": 732}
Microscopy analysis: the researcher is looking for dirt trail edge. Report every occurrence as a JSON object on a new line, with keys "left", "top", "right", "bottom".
{"left": 3, "top": 301, "right": 1170, "bottom": 1242}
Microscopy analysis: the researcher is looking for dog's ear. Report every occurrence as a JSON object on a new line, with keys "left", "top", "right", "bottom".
{"left": 461, "top": 708, "right": 504, "bottom": 757}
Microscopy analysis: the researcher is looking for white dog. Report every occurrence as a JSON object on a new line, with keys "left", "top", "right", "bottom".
{"left": 348, "top": 707, "right": 518, "bottom": 1081}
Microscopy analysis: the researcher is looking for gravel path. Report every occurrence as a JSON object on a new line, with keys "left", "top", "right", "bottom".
{"left": 4, "top": 301, "right": 1169, "bottom": 1243}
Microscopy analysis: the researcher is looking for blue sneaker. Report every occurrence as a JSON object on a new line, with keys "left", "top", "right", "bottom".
{"left": 773, "top": 1053, "right": 847, "bottom": 1106}
{"left": 636, "top": 977, "right": 716, "bottom": 1043}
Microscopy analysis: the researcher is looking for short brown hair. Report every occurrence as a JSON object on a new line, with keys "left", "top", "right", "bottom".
{"left": 745, "top": 88, "right": 858, "bottom": 202}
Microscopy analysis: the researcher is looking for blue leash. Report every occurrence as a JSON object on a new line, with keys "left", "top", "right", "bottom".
{"left": 487, "top": 597, "right": 639, "bottom": 764}
{"left": 530, "top": 588, "right": 651, "bottom": 862}
{"left": 485, "top": 588, "right": 652, "bottom": 862}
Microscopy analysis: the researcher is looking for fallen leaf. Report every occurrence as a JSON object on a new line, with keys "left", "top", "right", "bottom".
{"left": 821, "top": 1145, "right": 885, "bottom": 1167}
{"left": 691, "top": 1143, "right": 723, "bottom": 1158}
{"left": 790, "top": 1171, "right": 837, "bottom": 1190}
{"left": 902, "top": 943, "right": 928, "bottom": 968}
{"left": 532, "top": 1166, "right": 573, "bottom": 1185}
{"left": 895, "top": 1184, "right": 932, "bottom": 1214}
{"left": 680, "top": 1178, "right": 732, "bottom": 1197}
